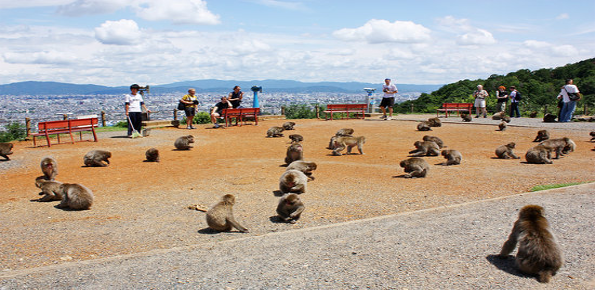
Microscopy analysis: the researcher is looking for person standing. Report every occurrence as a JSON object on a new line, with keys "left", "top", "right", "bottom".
{"left": 495, "top": 86, "right": 509, "bottom": 113}
{"left": 210, "top": 96, "right": 232, "bottom": 128}
{"left": 473, "top": 85, "right": 488, "bottom": 118}
{"left": 125, "top": 84, "right": 150, "bottom": 137}
{"left": 509, "top": 86, "right": 521, "bottom": 118}
{"left": 228, "top": 86, "right": 243, "bottom": 108}
{"left": 380, "top": 78, "right": 398, "bottom": 120}
{"left": 180, "top": 88, "right": 199, "bottom": 129}
{"left": 557, "top": 79, "right": 581, "bottom": 122}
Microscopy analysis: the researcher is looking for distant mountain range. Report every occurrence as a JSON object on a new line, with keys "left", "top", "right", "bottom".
{"left": 0, "top": 80, "right": 442, "bottom": 95}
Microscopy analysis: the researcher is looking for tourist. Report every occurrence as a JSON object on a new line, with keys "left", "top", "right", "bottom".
{"left": 180, "top": 88, "right": 199, "bottom": 129}
{"left": 495, "top": 86, "right": 508, "bottom": 113}
{"left": 473, "top": 85, "right": 488, "bottom": 118}
{"left": 509, "top": 86, "right": 521, "bottom": 118}
{"left": 210, "top": 96, "right": 232, "bottom": 128}
{"left": 125, "top": 84, "right": 150, "bottom": 137}
{"left": 557, "top": 79, "right": 581, "bottom": 122}
{"left": 228, "top": 85, "right": 243, "bottom": 108}
{"left": 380, "top": 78, "right": 398, "bottom": 120}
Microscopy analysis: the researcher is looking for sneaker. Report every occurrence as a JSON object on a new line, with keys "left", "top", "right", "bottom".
{"left": 213, "top": 124, "right": 220, "bottom": 128}
{"left": 381, "top": 115, "right": 387, "bottom": 120}
{"left": 386, "top": 117, "right": 393, "bottom": 120}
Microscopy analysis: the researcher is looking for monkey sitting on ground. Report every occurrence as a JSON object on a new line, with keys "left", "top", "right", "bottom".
{"left": 408, "top": 141, "right": 440, "bottom": 157}
{"left": 492, "top": 111, "right": 506, "bottom": 120}
{"left": 539, "top": 137, "right": 575, "bottom": 159}
{"left": 460, "top": 113, "right": 472, "bottom": 122}
{"left": 276, "top": 193, "right": 305, "bottom": 224}
{"left": 279, "top": 169, "right": 308, "bottom": 194}
{"left": 145, "top": 148, "right": 160, "bottom": 162}
{"left": 40, "top": 157, "right": 58, "bottom": 180}
{"left": 206, "top": 194, "right": 249, "bottom": 233}
{"left": 174, "top": 135, "right": 194, "bottom": 150}
{"left": 288, "top": 134, "right": 303, "bottom": 143}
{"left": 0, "top": 142, "right": 14, "bottom": 160}
{"left": 543, "top": 113, "right": 557, "bottom": 123}
{"left": 266, "top": 126, "right": 285, "bottom": 137}
{"left": 426, "top": 117, "right": 441, "bottom": 127}
{"left": 499, "top": 205, "right": 563, "bottom": 283}
{"left": 529, "top": 111, "right": 538, "bottom": 118}
{"left": 498, "top": 121, "right": 507, "bottom": 131}
{"left": 422, "top": 135, "right": 445, "bottom": 148}
{"left": 399, "top": 157, "right": 429, "bottom": 178}
{"left": 285, "top": 143, "right": 304, "bottom": 165}
{"left": 286, "top": 160, "right": 317, "bottom": 181}
{"left": 35, "top": 177, "right": 63, "bottom": 202}
{"left": 332, "top": 136, "right": 365, "bottom": 156}
{"left": 525, "top": 145, "right": 553, "bottom": 164}
{"left": 495, "top": 142, "right": 521, "bottom": 159}
{"left": 56, "top": 183, "right": 94, "bottom": 210}
{"left": 533, "top": 130, "right": 550, "bottom": 142}
{"left": 282, "top": 121, "right": 296, "bottom": 130}
{"left": 417, "top": 121, "right": 432, "bottom": 131}
{"left": 83, "top": 150, "right": 112, "bottom": 167}
{"left": 590, "top": 131, "right": 595, "bottom": 142}
{"left": 441, "top": 149, "right": 462, "bottom": 165}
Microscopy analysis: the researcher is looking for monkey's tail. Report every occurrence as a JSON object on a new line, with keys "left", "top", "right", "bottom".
{"left": 188, "top": 204, "right": 208, "bottom": 212}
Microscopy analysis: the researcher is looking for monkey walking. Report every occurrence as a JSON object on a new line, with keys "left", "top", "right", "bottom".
{"left": 539, "top": 137, "right": 575, "bottom": 159}
{"left": 83, "top": 150, "right": 112, "bottom": 167}
{"left": 499, "top": 205, "right": 563, "bottom": 283}
{"left": 40, "top": 157, "right": 58, "bottom": 180}
{"left": 206, "top": 194, "right": 249, "bottom": 233}
{"left": 0, "top": 142, "right": 14, "bottom": 160}
{"left": 276, "top": 193, "right": 305, "bottom": 224}
{"left": 332, "top": 136, "right": 365, "bottom": 156}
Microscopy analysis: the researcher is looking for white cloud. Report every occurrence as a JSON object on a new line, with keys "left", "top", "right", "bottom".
{"left": 56, "top": 0, "right": 126, "bottom": 16}
{"left": 3, "top": 51, "right": 77, "bottom": 65}
{"left": 0, "top": 0, "right": 72, "bottom": 9}
{"left": 524, "top": 40, "right": 550, "bottom": 49}
{"left": 133, "top": 0, "right": 220, "bottom": 25}
{"left": 457, "top": 28, "right": 496, "bottom": 45}
{"left": 251, "top": 0, "right": 306, "bottom": 11}
{"left": 333, "top": 19, "right": 431, "bottom": 44}
{"left": 94, "top": 19, "right": 142, "bottom": 45}
{"left": 551, "top": 45, "right": 579, "bottom": 56}
{"left": 556, "top": 13, "right": 569, "bottom": 20}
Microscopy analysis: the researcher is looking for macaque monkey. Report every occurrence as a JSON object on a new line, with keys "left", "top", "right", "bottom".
{"left": 422, "top": 135, "right": 445, "bottom": 148}
{"left": 279, "top": 170, "right": 308, "bottom": 194}
{"left": 399, "top": 157, "right": 429, "bottom": 178}
{"left": 285, "top": 143, "right": 304, "bottom": 165}
{"left": 174, "top": 135, "right": 194, "bottom": 150}
{"left": 282, "top": 122, "right": 296, "bottom": 130}
{"left": 266, "top": 126, "right": 285, "bottom": 137}
{"left": 461, "top": 113, "right": 472, "bottom": 122}
{"left": 286, "top": 160, "right": 317, "bottom": 181}
{"left": 539, "top": 137, "right": 575, "bottom": 159}
{"left": 276, "top": 193, "right": 305, "bottom": 224}
{"left": 83, "top": 150, "right": 112, "bottom": 167}
{"left": 40, "top": 157, "right": 58, "bottom": 180}
{"left": 205, "top": 194, "right": 249, "bottom": 233}
{"left": 441, "top": 149, "right": 462, "bottom": 165}
{"left": 498, "top": 121, "right": 507, "bottom": 131}
{"left": 417, "top": 121, "right": 432, "bottom": 131}
{"left": 0, "top": 142, "right": 13, "bottom": 160}
{"left": 57, "top": 183, "right": 94, "bottom": 210}
{"left": 408, "top": 141, "right": 440, "bottom": 157}
{"left": 35, "top": 177, "right": 63, "bottom": 202}
{"left": 145, "top": 148, "right": 160, "bottom": 162}
{"left": 332, "top": 136, "right": 365, "bottom": 156}
{"left": 525, "top": 145, "right": 553, "bottom": 164}
{"left": 533, "top": 130, "right": 550, "bottom": 142}
{"left": 426, "top": 117, "right": 441, "bottom": 127}
{"left": 288, "top": 134, "right": 303, "bottom": 143}
{"left": 495, "top": 142, "right": 520, "bottom": 159}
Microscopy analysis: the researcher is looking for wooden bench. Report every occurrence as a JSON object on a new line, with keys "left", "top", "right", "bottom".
{"left": 221, "top": 108, "right": 260, "bottom": 127}
{"left": 32, "top": 117, "right": 98, "bottom": 147}
{"left": 324, "top": 104, "right": 368, "bottom": 120}
{"left": 436, "top": 103, "right": 473, "bottom": 118}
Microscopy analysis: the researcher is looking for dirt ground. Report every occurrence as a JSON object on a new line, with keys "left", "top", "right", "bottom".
{"left": 1, "top": 116, "right": 593, "bottom": 271}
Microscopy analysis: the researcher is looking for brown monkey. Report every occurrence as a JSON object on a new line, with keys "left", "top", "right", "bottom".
{"left": 492, "top": 111, "right": 506, "bottom": 120}
{"left": 460, "top": 113, "right": 472, "bottom": 122}
{"left": 422, "top": 135, "right": 445, "bottom": 148}
{"left": 40, "top": 157, "right": 58, "bottom": 180}
{"left": 332, "top": 136, "right": 365, "bottom": 156}
{"left": 336, "top": 128, "right": 354, "bottom": 136}
{"left": 57, "top": 183, "right": 94, "bottom": 210}
{"left": 539, "top": 137, "right": 575, "bottom": 159}
{"left": 266, "top": 126, "right": 285, "bottom": 137}
{"left": 499, "top": 205, "right": 563, "bottom": 283}
{"left": 288, "top": 134, "right": 303, "bottom": 143}
{"left": 286, "top": 160, "right": 317, "bottom": 181}
{"left": 525, "top": 145, "right": 553, "bottom": 164}
{"left": 589, "top": 131, "right": 595, "bottom": 142}
{"left": 533, "top": 130, "right": 550, "bottom": 142}
{"left": 399, "top": 157, "right": 429, "bottom": 178}
{"left": 498, "top": 121, "right": 507, "bottom": 131}
{"left": 327, "top": 135, "right": 338, "bottom": 150}
{"left": 35, "top": 177, "right": 63, "bottom": 202}
{"left": 83, "top": 150, "right": 112, "bottom": 167}
{"left": 205, "top": 194, "right": 249, "bottom": 233}
{"left": 417, "top": 121, "right": 432, "bottom": 131}
{"left": 495, "top": 142, "right": 520, "bottom": 159}
{"left": 285, "top": 143, "right": 304, "bottom": 165}
{"left": 529, "top": 111, "right": 538, "bottom": 118}
{"left": 502, "top": 115, "right": 512, "bottom": 123}
{"left": 427, "top": 117, "right": 442, "bottom": 127}
{"left": 408, "top": 141, "right": 440, "bottom": 157}
{"left": 279, "top": 169, "right": 308, "bottom": 194}
{"left": 174, "top": 135, "right": 194, "bottom": 150}
{"left": 282, "top": 121, "right": 296, "bottom": 130}
{"left": 441, "top": 149, "right": 462, "bottom": 165}
{"left": 543, "top": 113, "right": 557, "bottom": 123}
{"left": 0, "top": 142, "right": 13, "bottom": 160}
{"left": 145, "top": 148, "right": 160, "bottom": 162}
{"left": 276, "top": 193, "right": 305, "bottom": 224}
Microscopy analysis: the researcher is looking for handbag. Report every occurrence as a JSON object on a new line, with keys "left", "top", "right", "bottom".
{"left": 564, "top": 87, "right": 581, "bottom": 101}
{"left": 177, "top": 101, "right": 186, "bottom": 110}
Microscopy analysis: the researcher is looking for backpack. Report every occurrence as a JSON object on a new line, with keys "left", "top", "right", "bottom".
{"left": 515, "top": 92, "right": 522, "bottom": 101}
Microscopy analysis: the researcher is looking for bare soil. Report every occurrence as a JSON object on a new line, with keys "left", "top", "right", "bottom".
{"left": 1, "top": 116, "right": 593, "bottom": 271}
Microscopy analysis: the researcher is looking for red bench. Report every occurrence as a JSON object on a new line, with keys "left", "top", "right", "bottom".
{"left": 324, "top": 104, "right": 368, "bottom": 120}
{"left": 436, "top": 103, "right": 473, "bottom": 118}
{"left": 32, "top": 117, "right": 98, "bottom": 147}
{"left": 221, "top": 108, "right": 260, "bottom": 127}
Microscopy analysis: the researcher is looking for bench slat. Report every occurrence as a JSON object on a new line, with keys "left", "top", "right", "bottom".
{"left": 33, "top": 118, "right": 98, "bottom": 147}
{"left": 324, "top": 104, "right": 367, "bottom": 120}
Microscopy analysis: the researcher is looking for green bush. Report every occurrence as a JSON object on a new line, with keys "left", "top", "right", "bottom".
{"left": 181, "top": 112, "right": 212, "bottom": 125}
{"left": 0, "top": 122, "right": 27, "bottom": 142}
{"left": 285, "top": 104, "right": 317, "bottom": 119}
{"left": 114, "top": 121, "right": 128, "bottom": 128}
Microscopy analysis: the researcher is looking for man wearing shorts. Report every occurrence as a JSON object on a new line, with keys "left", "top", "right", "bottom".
{"left": 380, "top": 78, "right": 398, "bottom": 120}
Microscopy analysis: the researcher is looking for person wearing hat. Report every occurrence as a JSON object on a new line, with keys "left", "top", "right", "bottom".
{"left": 125, "top": 84, "right": 150, "bottom": 137}
{"left": 180, "top": 88, "right": 199, "bottom": 129}
{"left": 509, "top": 86, "right": 521, "bottom": 118}
{"left": 495, "top": 86, "right": 509, "bottom": 113}
{"left": 473, "top": 85, "right": 489, "bottom": 118}
{"left": 380, "top": 78, "right": 398, "bottom": 120}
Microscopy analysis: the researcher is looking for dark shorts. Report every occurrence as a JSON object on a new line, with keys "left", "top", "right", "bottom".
{"left": 379, "top": 97, "right": 395, "bottom": 108}
{"left": 184, "top": 107, "right": 196, "bottom": 117}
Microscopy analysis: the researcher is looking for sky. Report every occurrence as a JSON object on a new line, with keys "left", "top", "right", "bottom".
{"left": 0, "top": 0, "right": 594, "bottom": 86}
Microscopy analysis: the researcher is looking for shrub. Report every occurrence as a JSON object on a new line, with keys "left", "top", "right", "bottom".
{"left": 0, "top": 122, "right": 27, "bottom": 142}
{"left": 285, "top": 104, "right": 317, "bottom": 119}
{"left": 114, "top": 121, "right": 128, "bottom": 128}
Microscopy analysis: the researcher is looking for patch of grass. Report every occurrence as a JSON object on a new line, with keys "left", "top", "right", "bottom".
{"left": 96, "top": 126, "right": 127, "bottom": 132}
{"left": 530, "top": 182, "right": 589, "bottom": 192}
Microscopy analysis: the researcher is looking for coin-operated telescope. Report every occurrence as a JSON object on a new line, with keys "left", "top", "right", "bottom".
{"left": 364, "top": 88, "right": 376, "bottom": 113}
{"left": 251, "top": 86, "right": 262, "bottom": 108}
{"left": 138, "top": 85, "right": 150, "bottom": 95}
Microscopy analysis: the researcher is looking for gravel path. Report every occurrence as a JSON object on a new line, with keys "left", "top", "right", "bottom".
{"left": 1, "top": 183, "right": 594, "bottom": 289}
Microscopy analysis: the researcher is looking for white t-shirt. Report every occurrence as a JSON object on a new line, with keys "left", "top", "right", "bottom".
{"left": 125, "top": 93, "right": 144, "bottom": 112}
{"left": 383, "top": 84, "right": 398, "bottom": 98}
{"left": 559, "top": 84, "right": 579, "bottom": 103}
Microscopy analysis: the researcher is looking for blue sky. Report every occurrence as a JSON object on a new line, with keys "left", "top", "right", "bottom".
{"left": 0, "top": 0, "right": 593, "bottom": 86}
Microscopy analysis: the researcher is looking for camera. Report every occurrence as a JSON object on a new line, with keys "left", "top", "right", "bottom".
{"left": 193, "top": 100, "right": 199, "bottom": 105}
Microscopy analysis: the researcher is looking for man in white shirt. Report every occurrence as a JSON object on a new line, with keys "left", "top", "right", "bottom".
{"left": 557, "top": 79, "right": 580, "bottom": 122}
{"left": 380, "top": 78, "right": 398, "bottom": 120}
{"left": 125, "top": 84, "right": 150, "bottom": 137}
